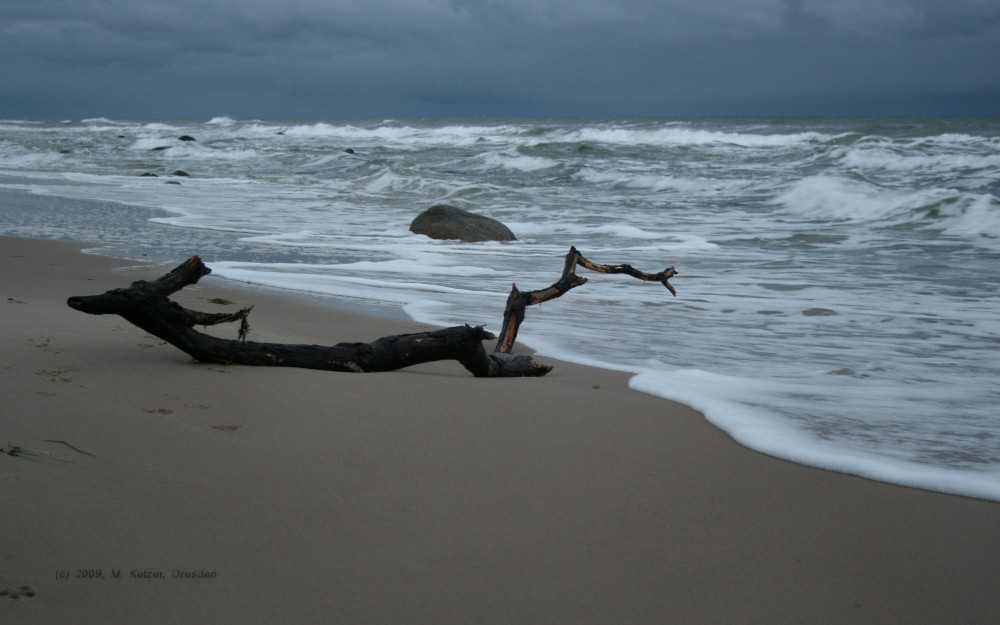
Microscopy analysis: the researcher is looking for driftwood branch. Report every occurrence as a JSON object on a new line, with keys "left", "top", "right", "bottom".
{"left": 67, "top": 256, "right": 548, "bottom": 377}
{"left": 68, "top": 247, "right": 676, "bottom": 377}
{"left": 494, "top": 246, "right": 677, "bottom": 354}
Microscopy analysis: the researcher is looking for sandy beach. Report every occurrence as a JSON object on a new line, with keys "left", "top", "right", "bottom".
{"left": 2, "top": 235, "right": 999, "bottom": 624}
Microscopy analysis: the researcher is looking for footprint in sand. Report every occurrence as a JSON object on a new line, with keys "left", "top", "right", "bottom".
{"left": 36, "top": 367, "right": 77, "bottom": 382}
{"left": 1, "top": 585, "right": 36, "bottom": 599}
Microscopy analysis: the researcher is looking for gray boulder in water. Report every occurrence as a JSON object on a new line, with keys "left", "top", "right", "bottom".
{"left": 409, "top": 204, "right": 516, "bottom": 242}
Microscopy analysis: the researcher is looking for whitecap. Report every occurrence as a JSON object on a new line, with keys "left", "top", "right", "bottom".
{"left": 772, "top": 174, "right": 956, "bottom": 225}
{"left": 935, "top": 193, "right": 1000, "bottom": 243}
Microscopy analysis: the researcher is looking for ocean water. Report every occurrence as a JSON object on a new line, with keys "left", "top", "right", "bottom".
{"left": 2, "top": 116, "right": 999, "bottom": 501}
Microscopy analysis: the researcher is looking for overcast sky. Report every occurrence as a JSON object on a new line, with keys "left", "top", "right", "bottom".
{"left": 2, "top": 0, "right": 998, "bottom": 119}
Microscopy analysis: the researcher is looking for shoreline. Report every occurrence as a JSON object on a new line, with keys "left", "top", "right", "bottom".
{"left": 5, "top": 181, "right": 999, "bottom": 503}
{"left": 3, "top": 235, "right": 1000, "bottom": 624}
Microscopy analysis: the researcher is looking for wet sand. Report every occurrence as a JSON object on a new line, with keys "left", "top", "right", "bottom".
{"left": 2, "top": 235, "right": 999, "bottom": 624}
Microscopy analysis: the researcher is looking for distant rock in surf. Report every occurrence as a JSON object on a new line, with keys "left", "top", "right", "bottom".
{"left": 409, "top": 204, "right": 516, "bottom": 242}
{"left": 171, "top": 170, "right": 191, "bottom": 177}
{"left": 178, "top": 135, "right": 197, "bottom": 142}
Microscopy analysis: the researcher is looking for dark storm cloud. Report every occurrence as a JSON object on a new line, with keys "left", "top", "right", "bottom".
{"left": 2, "top": 0, "right": 997, "bottom": 118}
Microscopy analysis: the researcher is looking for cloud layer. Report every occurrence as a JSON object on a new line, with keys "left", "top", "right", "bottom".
{"left": 3, "top": 0, "right": 998, "bottom": 118}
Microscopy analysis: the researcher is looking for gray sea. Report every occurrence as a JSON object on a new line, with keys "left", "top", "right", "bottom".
{"left": 2, "top": 116, "right": 998, "bottom": 500}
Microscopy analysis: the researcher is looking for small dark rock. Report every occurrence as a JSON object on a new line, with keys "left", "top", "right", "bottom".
{"left": 171, "top": 170, "right": 191, "bottom": 177}
{"left": 178, "top": 135, "right": 197, "bottom": 142}
{"left": 140, "top": 172, "right": 159, "bottom": 177}
{"left": 409, "top": 204, "right": 516, "bottom": 242}
{"left": 150, "top": 146, "right": 170, "bottom": 152}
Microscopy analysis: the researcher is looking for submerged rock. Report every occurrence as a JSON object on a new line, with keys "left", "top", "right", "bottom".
{"left": 409, "top": 204, "right": 516, "bottom": 242}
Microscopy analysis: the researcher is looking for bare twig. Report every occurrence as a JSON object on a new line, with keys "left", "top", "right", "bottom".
{"left": 494, "top": 246, "right": 677, "bottom": 353}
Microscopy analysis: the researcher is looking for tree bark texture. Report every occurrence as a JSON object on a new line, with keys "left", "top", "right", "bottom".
{"left": 67, "top": 257, "right": 548, "bottom": 377}
{"left": 68, "top": 249, "right": 676, "bottom": 377}
{"left": 494, "top": 246, "right": 676, "bottom": 354}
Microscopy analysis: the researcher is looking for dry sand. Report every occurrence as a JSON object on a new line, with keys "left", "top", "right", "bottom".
{"left": 2, "top": 235, "right": 999, "bottom": 624}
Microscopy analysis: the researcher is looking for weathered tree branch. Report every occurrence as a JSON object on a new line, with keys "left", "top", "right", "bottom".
{"left": 67, "top": 256, "right": 549, "bottom": 377}
{"left": 494, "top": 246, "right": 677, "bottom": 354}
{"left": 68, "top": 247, "right": 676, "bottom": 377}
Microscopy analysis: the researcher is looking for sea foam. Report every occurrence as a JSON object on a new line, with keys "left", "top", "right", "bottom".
{"left": 3, "top": 116, "right": 999, "bottom": 503}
